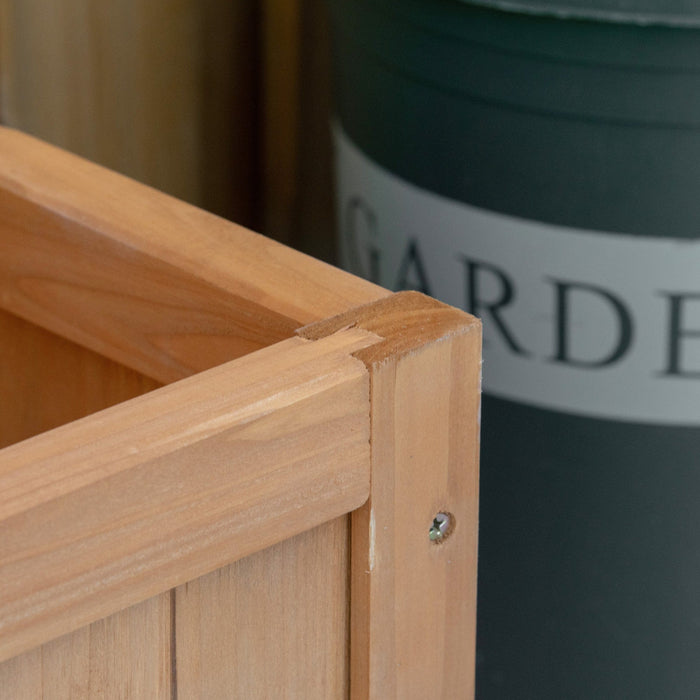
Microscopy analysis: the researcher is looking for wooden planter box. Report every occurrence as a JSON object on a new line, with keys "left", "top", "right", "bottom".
{"left": 0, "top": 127, "right": 481, "bottom": 699}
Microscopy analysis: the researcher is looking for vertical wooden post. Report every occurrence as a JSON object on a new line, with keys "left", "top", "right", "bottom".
{"left": 300, "top": 291, "right": 481, "bottom": 699}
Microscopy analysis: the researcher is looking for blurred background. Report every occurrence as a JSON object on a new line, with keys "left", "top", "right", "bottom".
{"left": 0, "top": 0, "right": 336, "bottom": 261}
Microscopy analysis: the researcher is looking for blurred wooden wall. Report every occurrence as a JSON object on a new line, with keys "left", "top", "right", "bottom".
{"left": 0, "top": 0, "right": 336, "bottom": 261}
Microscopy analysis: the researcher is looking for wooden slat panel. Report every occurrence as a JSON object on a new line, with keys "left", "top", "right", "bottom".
{"left": 0, "top": 0, "right": 200, "bottom": 204}
{"left": 0, "top": 309, "right": 159, "bottom": 449}
{"left": 0, "top": 327, "right": 378, "bottom": 663}
{"left": 300, "top": 292, "right": 481, "bottom": 699}
{"left": 175, "top": 516, "right": 349, "bottom": 699}
{"left": 0, "top": 302, "right": 166, "bottom": 696}
{"left": 0, "top": 126, "right": 389, "bottom": 383}
{"left": 0, "top": 592, "right": 171, "bottom": 699}
{"left": 0, "top": 0, "right": 260, "bottom": 226}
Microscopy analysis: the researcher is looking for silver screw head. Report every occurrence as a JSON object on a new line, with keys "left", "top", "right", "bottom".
{"left": 429, "top": 512, "right": 452, "bottom": 542}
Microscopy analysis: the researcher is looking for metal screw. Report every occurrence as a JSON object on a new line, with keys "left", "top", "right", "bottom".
{"left": 429, "top": 512, "right": 452, "bottom": 542}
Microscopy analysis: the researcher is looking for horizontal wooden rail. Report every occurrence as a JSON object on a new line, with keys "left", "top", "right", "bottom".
{"left": 0, "top": 326, "right": 380, "bottom": 664}
{"left": 0, "top": 126, "right": 389, "bottom": 384}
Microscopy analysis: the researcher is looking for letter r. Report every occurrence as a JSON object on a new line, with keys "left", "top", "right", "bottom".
{"left": 459, "top": 256, "right": 529, "bottom": 356}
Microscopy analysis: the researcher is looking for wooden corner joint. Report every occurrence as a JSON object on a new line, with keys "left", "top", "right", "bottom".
{"left": 298, "top": 289, "right": 480, "bottom": 365}
{"left": 299, "top": 291, "right": 482, "bottom": 700}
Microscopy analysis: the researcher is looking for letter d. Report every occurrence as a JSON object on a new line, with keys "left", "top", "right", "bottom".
{"left": 549, "top": 279, "right": 634, "bottom": 368}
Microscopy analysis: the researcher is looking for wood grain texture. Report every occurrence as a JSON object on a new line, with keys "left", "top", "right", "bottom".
{"left": 0, "top": 0, "right": 260, "bottom": 225}
{"left": 0, "top": 328, "right": 378, "bottom": 663}
{"left": 0, "top": 309, "right": 159, "bottom": 449}
{"left": 175, "top": 516, "right": 350, "bottom": 699}
{"left": 0, "top": 126, "right": 389, "bottom": 383}
{"left": 301, "top": 291, "right": 482, "bottom": 699}
{"left": 0, "top": 592, "right": 171, "bottom": 699}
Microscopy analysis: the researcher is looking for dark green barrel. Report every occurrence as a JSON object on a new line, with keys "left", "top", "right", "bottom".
{"left": 328, "top": 1, "right": 700, "bottom": 698}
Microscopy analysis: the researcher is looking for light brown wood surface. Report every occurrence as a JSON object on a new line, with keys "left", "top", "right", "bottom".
{"left": 301, "top": 292, "right": 481, "bottom": 699}
{"left": 0, "top": 593, "right": 171, "bottom": 699}
{"left": 175, "top": 517, "right": 350, "bottom": 699}
{"left": 0, "top": 309, "right": 159, "bottom": 449}
{"left": 0, "top": 126, "right": 389, "bottom": 383}
{"left": 0, "top": 307, "right": 167, "bottom": 699}
{"left": 0, "top": 291, "right": 480, "bottom": 697}
{"left": 0, "top": 327, "right": 379, "bottom": 663}
{"left": 0, "top": 0, "right": 259, "bottom": 225}
{"left": 1, "top": 0, "right": 338, "bottom": 255}
{"left": 0, "top": 518, "right": 350, "bottom": 700}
